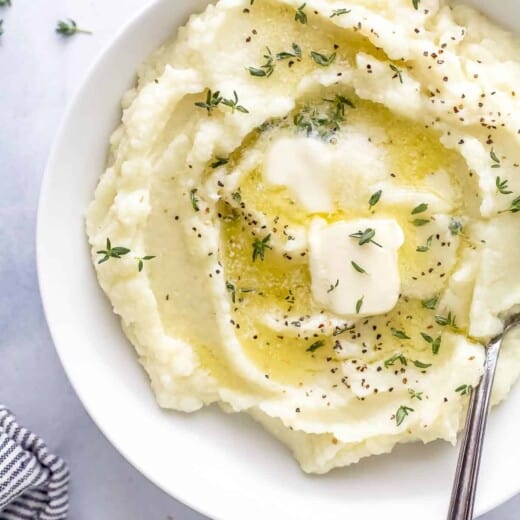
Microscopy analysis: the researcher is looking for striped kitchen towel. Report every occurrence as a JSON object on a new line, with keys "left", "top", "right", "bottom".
{"left": 0, "top": 406, "right": 69, "bottom": 519}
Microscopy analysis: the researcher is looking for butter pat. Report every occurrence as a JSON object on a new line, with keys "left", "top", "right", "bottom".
{"left": 309, "top": 218, "right": 404, "bottom": 317}
{"left": 263, "top": 136, "right": 334, "bottom": 213}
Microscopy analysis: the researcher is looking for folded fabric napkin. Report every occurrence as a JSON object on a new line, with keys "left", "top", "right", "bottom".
{"left": 0, "top": 407, "right": 69, "bottom": 519}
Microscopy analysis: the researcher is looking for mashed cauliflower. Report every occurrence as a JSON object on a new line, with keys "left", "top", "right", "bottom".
{"left": 87, "top": 0, "right": 520, "bottom": 473}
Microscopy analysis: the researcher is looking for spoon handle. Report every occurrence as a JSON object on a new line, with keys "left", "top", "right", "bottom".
{"left": 447, "top": 335, "right": 502, "bottom": 520}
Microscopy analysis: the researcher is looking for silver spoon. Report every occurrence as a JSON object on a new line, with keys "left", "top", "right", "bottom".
{"left": 447, "top": 312, "right": 520, "bottom": 520}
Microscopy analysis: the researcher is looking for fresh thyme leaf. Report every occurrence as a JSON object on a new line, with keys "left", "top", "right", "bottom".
{"left": 56, "top": 18, "right": 91, "bottom": 36}
{"left": 384, "top": 353, "right": 407, "bottom": 368}
{"left": 355, "top": 296, "right": 364, "bottom": 314}
{"left": 221, "top": 90, "right": 249, "bottom": 113}
{"left": 333, "top": 324, "right": 355, "bottom": 336}
{"left": 190, "top": 189, "right": 200, "bottom": 212}
{"left": 276, "top": 42, "right": 302, "bottom": 60}
{"left": 435, "top": 311, "right": 457, "bottom": 329}
{"left": 349, "top": 228, "right": 382, "bottom": 247}
{"left": 295, "top": 3, "right": 307, "bottom": 24}
{"left": 412, "top": 0, "right": 420, "bottom": 9}
{"left": 431, "top": 336, "right": 441, "bottom": 355}
{"left": 96, "top": 238, "right": 130, "bottom": 264}
{"left": 412, "top": 203, "right": 428, "bottom": 215}
{"left": 327, "top": 279, "right": 340, "bottom": 293}
{"left": 136, "top": 255, "right": 155, "bottom": 272}
{"left": 248, "top": 67, "right": 268, "bottom": 77}
{"left": 408, "top": 389, "right": 423, "bottom": 400}
{"left": 506, "top": 196, "right": 520, "bottom": 213}
{"left": 496, "top": 176, "right": 512, "bottom": 195}
{"left": 391, "top": 328, "right": 410, "bottom": 340}
{"left": 389, "top": 64, "right": 403, "bottom": 84}
{"left": 455, "top": 384, "right": 472, "bottom": 396}
{"left": 249, "top": 47, "right": 275, "bottom": 78}
{"left": 368, "top": 189, "right": 382, "bottom": 209}
{"left": 416, "top": 234, "right": 433, "bottom": 253}
{"left": 395, "top": 405, "right": 414, "bottom": 426}
{"left": 490, "top": 148, "right": 501, "bottom": 168}
{"left": 211, "top": 157, "right": 229, "bottom": 168}
{"left": 449, "top": 218, "right": 463, "bottom": 235}
{"left": 226, "top": 281, "right": 236, "bottom": 303}
{"left": 252, "top": 234, "right": 272, "bottom": 261}
{"left": 420, "top": 332, "right": 433, "bottom": 344}
{"left": 330, "top": 8, "right": 351, "bottom": 17}
{"left": 351, "top": 261, "right": 368, "bottom": 275}
{"left": 310, "top": 51, "right": 336, "bottom": 67}
{"left": 413, "top": 360, "right": 432, "bottom": 369}
{"left": 195, "top": 89, "right": 223, "bottom": 114}
{"left": 422, "top": 295, "right": 439, "bottom": 309}
{"left": 307, "top": 340, "right": 325, "bottom": 353}
{"left": 412, "top": 218, "right": 430, "bottom": 227}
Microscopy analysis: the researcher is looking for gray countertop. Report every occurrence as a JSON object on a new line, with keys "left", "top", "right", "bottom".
{"left": 0, "top": 1, "right": 518, "bottom": 518}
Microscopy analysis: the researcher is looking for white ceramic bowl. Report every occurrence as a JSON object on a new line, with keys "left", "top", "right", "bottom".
{"left": 38, "top": 1, "right": 520, "bottom": 519}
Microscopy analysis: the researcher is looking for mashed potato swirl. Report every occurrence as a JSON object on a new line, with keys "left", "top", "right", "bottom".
{"left": 87, "top": 0, "right": 520, "bottom": 473}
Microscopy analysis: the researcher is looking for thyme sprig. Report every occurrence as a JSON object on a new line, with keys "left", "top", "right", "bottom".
{"left": 96, "top": 238, "right": 130, "bottom": 264}
{"left": 295, "top": 3, "right": 307, "bottom": 24}
{"left": 395, "top": 405, "right": 414, "bottom": 426}
{"left": 56, "top": 18, "right": 92, "bottom": 36}
{"left": 330, "top": 8, "right": 351, "bottom": 18}
{"left": 349, "top": 228, "right": 382, "bottom": 247}
{"left": 252, "top": 234, "right": 272, "bottom": 262}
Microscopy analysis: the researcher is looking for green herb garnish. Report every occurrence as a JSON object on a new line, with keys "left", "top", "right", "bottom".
{"left": 333, "top": 324, "right": 355, "bottom": 336}
{"left": 412, "top": 203, "right": 428, "bottom": 215}
{"left": 416, "top": 235, "right": 433, "bottom": 253}
{"left": 96, "top": 238, "right": 130, "bottom": 264}
{"left": 412, "top": 218, "right": 430, "bottom": 227}
{"left": 391, "top": 328, "right": 410, "bottom": 340}
{"left": 351, "top": 261, "right": 368, "bottom": 274}
{"left": 384, "top": 353, "right": 407, "bottom": 368}
{"left": 490, "top": 149, "right": 501, "bottom": 168}
{"left": 226, "top": 281, "right": 236, "bottom": 303}
{"left": 56, "top": 18, "right": 91, "bottom": 36}
{"left": 390, "top": 64, "right": 403, "bottom": 84}
{"left": 276, "top": 42, "right": 302, "bottom": 60}
{"left": 412, "top": 0, "right": 420, "bottom": 10}
{"left": 295, "top": 3, "right": 307, "bottom": 24}
{"left": 408, "top": 389, "right": 423, "bottom": 400}
{"left": 355, "top": 296, "right": 364, "bottom": 314}
{"left": 222, "top": 90, "right": 249, "bottom": 113}
{"left": 136, "top": 256, "right": 155, "bottom": 272}
{"left": 349, "top": 228, "right": 382, "bottom": 247}
{"left": 310, "top": 51, "right": 336, "bottom": 67}
{"left": 395, "top": 405, "right": 414, "bottom": 426}
{"left": 0, "top": 0, "right": 12, "bottom": 6}
{"left": 190, "top": 189, "right": 200, "bottom": 211}
{"left": 449, "top": 218, "right": 463, "bottom": 235}
{"left": 248, "top": 47, "right": 275, "bottom": 77}
{"left": 368, "top": 190, "right": 382, "bottom": 209}
{"left": 252, "top": 234, "right": 272, "bottom": 262}
{"left": 413, "top": 360, "right": 432, "bottom": 369}
{"left": 195, "top": 89, "right": 223, "bottom": 114}
{"left": 422, "top": 295, "right": 439, "bottom": 310}
{"left": 456, "top": 384, "right": 472, "bottom": 396}
{"left": 330, "top": 8, "right": 351, "bottom": 17}
{"left": 327, "top": 280, "right": 340, "bottom": 293}
{"left": 420, "top": 332, "right": 441, "bottom": 354}
{"left": 501, "top": 196, "right": 520, "bottom": 214}
{"left": 211, "top": 157, "right": 229, "bottom": 168}
{"left": 435, "top": 312, "right": 458, "bottom": 329}
{"left": 496, "top": 176, "right": 512, "bottom": 195}
{"left": 307, "top": 340, "right": 325, "bottom": 353}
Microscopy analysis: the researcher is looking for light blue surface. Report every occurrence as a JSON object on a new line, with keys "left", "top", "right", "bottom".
{"left": 0, "top": 1, "right": 518, "bottom": 518}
